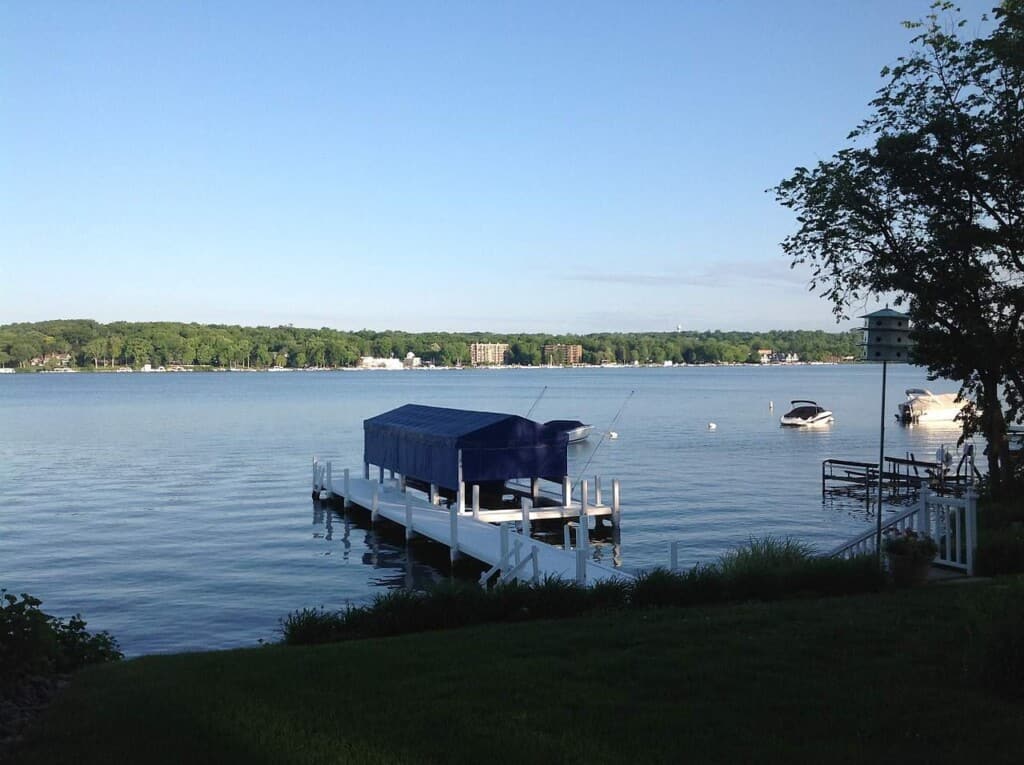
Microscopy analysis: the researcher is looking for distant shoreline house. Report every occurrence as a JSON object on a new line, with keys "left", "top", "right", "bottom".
{"left": 469, "top": 343, "right": 509, "bottom": 366}
{"left": 757, "top": 349, "right": 800, "bottom": 364}
{"left": 357, "top": 352, "right": 421, "bottom": 370}
{"left": 28, "top": 352, "right": 73, "bottom": 367}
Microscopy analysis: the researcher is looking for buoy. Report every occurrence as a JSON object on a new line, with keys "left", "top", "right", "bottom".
{"left": 608, "top": 431, "right": 619, "bottom": 439}
{"left": 769, "top": 400, "right": 774, "bottom": 410}
{"left": 708, "top": 422, "right": 717, "bottom": 430}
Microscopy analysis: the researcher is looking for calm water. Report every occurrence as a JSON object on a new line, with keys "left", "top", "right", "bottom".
{"left": 0, "top": 365, "right": 971, "bottom": 655}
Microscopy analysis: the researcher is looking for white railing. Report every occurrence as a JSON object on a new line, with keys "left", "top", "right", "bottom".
{"left": 827, "top": 487, "right": 976, "bottom": 575}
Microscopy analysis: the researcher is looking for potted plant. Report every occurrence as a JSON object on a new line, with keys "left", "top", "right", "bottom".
{"left": 882, "top": 528, "right": 938, "bottom": 586}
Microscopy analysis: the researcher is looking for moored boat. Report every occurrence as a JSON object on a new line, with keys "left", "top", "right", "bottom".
{"left": 779, "top": 400, "right": 834, "bottom": 427}
{"left": 896, "top": 388, "right": 965, "bottom": 424}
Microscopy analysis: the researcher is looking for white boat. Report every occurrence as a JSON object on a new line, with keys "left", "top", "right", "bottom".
{"left": 779, "top": 400, "right": 834, "bottom": 427}
{"left": 896, "top": 388, "right": 965, "bottom": 424}
{"left": 544, "top": 420, "right": 593, "bottom": 443}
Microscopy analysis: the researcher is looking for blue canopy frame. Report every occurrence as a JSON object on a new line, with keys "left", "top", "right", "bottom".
{"left": 363, "top": 404, "right": 569, "bottom": 491}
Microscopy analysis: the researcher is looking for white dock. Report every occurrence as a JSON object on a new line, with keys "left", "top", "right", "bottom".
{"left": 313, "top": 460, "right": 632, "bottom": 586}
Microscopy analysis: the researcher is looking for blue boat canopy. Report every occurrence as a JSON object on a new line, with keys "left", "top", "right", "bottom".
{"left": 363, "top": 404, "right": 569, "bottom": 491}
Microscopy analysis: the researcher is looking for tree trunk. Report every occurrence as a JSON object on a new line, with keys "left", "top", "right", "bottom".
{"left": 981, "top": 377, "right": 1009, "bottom": 499}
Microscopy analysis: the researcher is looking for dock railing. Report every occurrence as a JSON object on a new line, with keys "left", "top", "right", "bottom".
{"left": 826, "top": 486, "right": 976, "bottom": 574}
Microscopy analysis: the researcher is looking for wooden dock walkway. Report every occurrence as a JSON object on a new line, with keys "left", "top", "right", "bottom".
{"left": 313, "top": 460, "right": 633, "bottom": 586}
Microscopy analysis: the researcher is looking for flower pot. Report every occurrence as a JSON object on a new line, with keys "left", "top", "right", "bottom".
{"left": 887, "top": 552, "right": 932, "bottom": 586}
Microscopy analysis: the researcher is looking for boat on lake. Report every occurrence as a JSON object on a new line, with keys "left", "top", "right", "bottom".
{"left": 779, "top": 400, "right": 834, "bottom": 427}
{"left": 544, "top": 420, "right": 593, "bottom": 444}
{"left": 896, "top": 388, "right": 966, "bottom": 424}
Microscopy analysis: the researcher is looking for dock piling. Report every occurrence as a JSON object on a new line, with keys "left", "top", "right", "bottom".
{"left": 520, "top": 497, "right": 531, "bottom": 537}
{"left": 405, "top": 493, "right": 414, "bottom": 541}
{"left": 343, "top": 468, "right": 351, "bottom": 508}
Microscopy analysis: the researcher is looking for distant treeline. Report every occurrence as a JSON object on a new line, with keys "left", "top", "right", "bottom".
{"left": 0, "top": 319, "right": 862, "bottom": 369}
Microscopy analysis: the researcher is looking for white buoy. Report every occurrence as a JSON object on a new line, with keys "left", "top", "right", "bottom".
{"left": 608, "top": 431, "right": 619, "bottom": 439}
{"left": 769, "top": 400, "right": 774, "bottom": 410}
{"left": 708, "top": 422, "right": 717, "bottom": 430}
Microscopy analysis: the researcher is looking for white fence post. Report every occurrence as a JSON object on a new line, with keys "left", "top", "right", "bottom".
{"left": 918, "top": 487, "right": 931, "bottom": 538}
{"left": 521, "top": 497, "right": 531, "bottom": 537}
{"left": 457, "top": 449, "right": 465, "bottom": 514}
{"left": 472, "top": 484, "right": 480, "bottom": 520}
{"left": 578, "top": 484, "right": 589, "bottom": 546}
{"left": 563, "top": 476, "right": 572, "bottom": 508}
{"left": 966, "top": 487, "right": 976, "bottom": 576}
{"left": 564, "top": 522, "right": 572, "bottom": 550}
{"left": 449, "top": 501, "right": 459, "bottom": 563}
{"left": 576, "top": 546, "right": 586, "bottom": 586}
{"left": 500, "top": 522, "right": 510, "bottom": 568}
{"left": 530, "top": 546, "right": 540, "bottom": 584}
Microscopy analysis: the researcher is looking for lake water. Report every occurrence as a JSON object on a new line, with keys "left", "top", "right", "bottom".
{"left": 0, "top": 365, "right": 972, "bottom": 656}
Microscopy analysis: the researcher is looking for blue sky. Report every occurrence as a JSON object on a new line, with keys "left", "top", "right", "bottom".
{"left": 1, "top": 1, "right": 997, "bottom": 333}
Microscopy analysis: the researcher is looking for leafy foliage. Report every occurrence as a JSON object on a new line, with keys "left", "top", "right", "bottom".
{"left": 280, "top": 538, "right": 884, "bottom": 646}
{"left": 0, "top": 590, "right": 123, "bottom": 694}
{"left": 881, "top": 528, "right": 939, "bottom": 562}
{"left": 0, "top": 319, "right": 862, "bottom": 370}
{"left": 773, "top": 1, "right": 1024, "bottom": 498}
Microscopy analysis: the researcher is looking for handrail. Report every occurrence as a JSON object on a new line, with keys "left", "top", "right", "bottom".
{"left": 825, "top": 504, "right": 919, "bottom": 558}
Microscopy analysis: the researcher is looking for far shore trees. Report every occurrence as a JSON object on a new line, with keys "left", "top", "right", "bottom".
{"left": 774, "top": 1, "right": 1024, "bottom": 498}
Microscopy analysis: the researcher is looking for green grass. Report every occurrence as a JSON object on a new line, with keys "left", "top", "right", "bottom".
{"left": 10, "top": 577, "right": 1024, "bottom": 765}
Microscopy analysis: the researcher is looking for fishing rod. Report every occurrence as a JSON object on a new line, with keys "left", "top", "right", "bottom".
{"left": 524, "top": 385, "right": 547, "bottom": 419}
{"left": 572, "top": 389, "right": 635, "bottom": 490}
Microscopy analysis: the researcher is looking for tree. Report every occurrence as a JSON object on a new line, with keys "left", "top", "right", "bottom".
{"left": 83, "top": 338, "right": 107, "bottom": 369}
{"left": 773, "top": 1, "right": 1024, "bottom": 498}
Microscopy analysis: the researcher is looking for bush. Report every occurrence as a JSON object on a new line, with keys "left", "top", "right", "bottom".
{"left": 630, "top": 565, "right": 724, "bottom": 609}
{"left": 280, "top": 538, "right": 888, "bottom": 647}
{"left": 975, "top": 526, "right": 1024, "bottom": 576}
{"left": 1, "top": 590, "right": 122, "bottom": 694}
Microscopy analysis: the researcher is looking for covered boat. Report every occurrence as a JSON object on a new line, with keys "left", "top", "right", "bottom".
{"left": 779, "top": 400, "right": 834, "bottom": 427}
{"left": 896, "top": 388, "right": 965, "bottom": 424}
{"left": 363, "top": 404, "right": 569, "bottom": 494}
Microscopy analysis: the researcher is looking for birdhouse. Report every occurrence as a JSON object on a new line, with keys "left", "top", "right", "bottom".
{"left": 861, "top": 308, "right": 912, "bottom": 362}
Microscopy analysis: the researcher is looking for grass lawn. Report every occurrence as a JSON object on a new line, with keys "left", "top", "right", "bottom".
{"left": 10, "top": 577, "right": 1024, "bottom": 765}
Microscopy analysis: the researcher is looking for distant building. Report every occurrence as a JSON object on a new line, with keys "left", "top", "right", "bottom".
{"left": 543, "top": 344, "right": 583, "bottom": 365}
{"left": 469, "top": 343, "right": 509, "bottom": 366}
{"left": 29, "top": 352, "right": 72, "bottom": 367}
{"left": 358, "top": 356, "right": 404, "bottom": 370}
{"left": 403, "top": 352, "right": 421, "bottom": 369}
{"left": 758, "top": 349, "right": 800, "bottom": 364}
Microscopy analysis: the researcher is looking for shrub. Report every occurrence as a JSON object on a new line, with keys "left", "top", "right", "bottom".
{"left": 717, "top": 536, "right": 815, "bottom": 576}
{"left": 975, "top": 526, "right": 1024, "bottom": 576}
{"left": 629, "top": 564, "right": 725, "bottom": 609}
{"left": 1, "top": 590, "right": 122, "bottom": 694}
{"left": 279, "top": 538, "right": 888, "bottom": 647}
{"left": 279, "top": 607, "right": 348, "bottom": 646}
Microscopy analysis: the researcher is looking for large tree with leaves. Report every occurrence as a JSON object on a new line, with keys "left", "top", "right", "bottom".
{"left": 774, "top": 1, "right": 1024, "bottom": 498}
